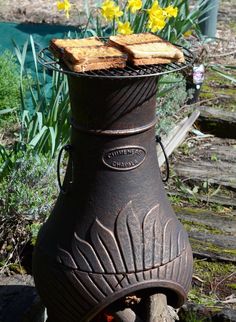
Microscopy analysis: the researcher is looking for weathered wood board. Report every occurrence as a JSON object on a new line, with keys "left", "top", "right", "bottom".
{"left": 174, "top": 206, "right": 236, "bottom": 263}
{"left": 174, "top": 137, "right": 236, "bottom": 189}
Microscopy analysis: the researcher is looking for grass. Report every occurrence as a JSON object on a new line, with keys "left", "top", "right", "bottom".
{"left": 188, "top": 259, "right": 236, "bottom": 310}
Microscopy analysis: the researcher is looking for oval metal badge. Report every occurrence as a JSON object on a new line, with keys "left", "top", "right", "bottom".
{"left": 102, "top": 146, "right": 146, "bottom": 171}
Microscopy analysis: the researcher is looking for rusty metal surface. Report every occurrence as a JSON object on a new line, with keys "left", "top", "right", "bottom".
{"left": 33, "top": 76, "right": 193, "bottom": 322}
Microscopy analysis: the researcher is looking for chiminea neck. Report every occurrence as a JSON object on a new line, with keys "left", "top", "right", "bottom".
{"left": 68, "top": 76, "right": 158, "bottom": 135}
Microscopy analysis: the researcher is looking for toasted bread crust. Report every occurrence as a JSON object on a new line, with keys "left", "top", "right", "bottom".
{"left": 64, "top": 60, "right": 126, "bottom": 72}
{"left": 130, "top": 57, "right": 175, "bottom": 65}
{"left": 51, "top": 37, "right": 104, "bottom": 48}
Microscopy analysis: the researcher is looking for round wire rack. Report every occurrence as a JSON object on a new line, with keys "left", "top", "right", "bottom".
{"left": 38, "top": 44, "right": 195, "bottom": 79}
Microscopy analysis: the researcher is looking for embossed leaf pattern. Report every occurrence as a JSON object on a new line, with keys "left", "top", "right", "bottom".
{"left": 143, "top": 204, "right": 160, "bottom": 269}
{"left": 58, "top": 201, "right": 188, "bottom": 274}
{"left": 90, "top": 218, "right": 126, "bottom": 273}
{"left": 116, "top": 201, "right": 142, "bottom": 272}
{"left": 73, "top": 234, "right": 105, "bottom": 272}
{"left": 57, "top": 248, "right": 78, "bottom": 269}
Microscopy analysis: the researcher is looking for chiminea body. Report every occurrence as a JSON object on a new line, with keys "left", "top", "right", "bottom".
{"left": 33, "top": 75, "right": 193, "bottom": 322}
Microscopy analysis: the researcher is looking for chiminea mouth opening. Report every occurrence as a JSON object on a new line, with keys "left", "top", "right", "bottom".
{"left": 88, "top": 281, "right": 186, "bottom": 322}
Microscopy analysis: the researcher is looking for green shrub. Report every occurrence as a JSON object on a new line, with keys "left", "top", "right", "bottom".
{"left": 0, "top": 51, "right": 22, "bottom": 112}
{"left": 0, "top": 153, "right": 58, "bottom": 267}
{"left": 0, "top": 153, "right": 57, "bottom": 219}
{"left": 156, "top": 72, "right": 187, "bottom": 136}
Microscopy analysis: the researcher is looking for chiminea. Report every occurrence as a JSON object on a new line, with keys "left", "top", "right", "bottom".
{"left": 33, "top": 49, "right": 194, "bottom": 322}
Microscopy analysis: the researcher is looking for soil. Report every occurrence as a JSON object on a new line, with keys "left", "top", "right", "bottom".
{"left": 0, "top": 0, "right": 97, "bottom": 26}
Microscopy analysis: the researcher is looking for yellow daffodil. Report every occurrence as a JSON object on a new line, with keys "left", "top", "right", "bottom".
{"left": 146, "top": 1, "right": 166, "bottom": 32}
{"left": 57, "top": 0, "right": 71, "bottom": 19}
{"left": 127, "top": 0, "right": 142, "bottom": 14}
{"left": 117, "top": 21, "right": 133, "bottom": 35}
{"left": 164, "top": 5, "right": 178, "bottom": 18}
{"left": 101, "top": 0, "right": 123, "bottom": 21}
{"left": 147, "top": 16, "right": 166, "bottom": 32}
{"left": 147, "top": 1, "right": 162, "bottom": 17}
{"left": 184, "top": 30, "right": 193, "bottom": 37}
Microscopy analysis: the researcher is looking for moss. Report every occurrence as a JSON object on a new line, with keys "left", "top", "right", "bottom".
{"left": 205, "top": 71, "right": 236, "bottom": 87}
{"left": 223, "top": 249, "right": 236, "bottom": 255}
{"left": 188, "top": 287, "right": 219, "bottom": 306}
{"left": 200, "top": 70, "right": 236, "bottom": 112}
{"left": 229, "top": 21, "right": 236, "bottom": 32}
{"left": 226, "top": 283, "right": 236, "bottom": 290}
{"left": 181, "top": 219, "right": 223, "bottom": 235}
{"left": 193, "top": 259, "right": 236, "bottom": 281}
{"left": 174, "top": 206, "right": 202, "bottom": 215}
{"left": 190, "top": 238, "right": 236, "bottom": 258}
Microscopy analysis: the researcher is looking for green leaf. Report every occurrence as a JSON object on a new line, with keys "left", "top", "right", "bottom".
{"left": 211, "top": 67, "right": 236, "bottom": 83}
{"left": 49, "top": 126, "right": 57, "bottom": 157}
{"left": 0, "top": 108, "right": 16, "bottom": 115}
{"left": 29, "top": 126, "right": 48, "bottom": 147}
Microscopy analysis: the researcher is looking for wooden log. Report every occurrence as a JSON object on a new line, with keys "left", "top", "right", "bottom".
{"left": 147, "top": 294, "right": 178, "bottom": 322}
{"left": 113, "top": 308, "right": 143, "bottom": 322}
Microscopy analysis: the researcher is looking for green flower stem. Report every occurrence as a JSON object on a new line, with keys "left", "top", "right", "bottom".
{"left": 112, "top": 18, "right": 115, "bottom": 35}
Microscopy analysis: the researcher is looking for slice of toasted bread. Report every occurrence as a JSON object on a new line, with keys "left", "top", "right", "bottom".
{"left": 108, "top": 33, "right": 185, "bottom": 65}
{"left": 50, "top": 37, "right": 104, "bottom": 58}
{"left": 62, "top": 45, "right": 127, "bottom": 72}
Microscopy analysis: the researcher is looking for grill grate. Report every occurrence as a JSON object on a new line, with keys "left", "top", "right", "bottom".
{"left": 38, "top": 45, "right": 195, "bottom": 79}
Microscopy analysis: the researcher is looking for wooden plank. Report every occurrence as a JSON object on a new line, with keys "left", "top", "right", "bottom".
{"left": 168, "top": 191, "right": 236, "bottom": 208}
{"left": 174, "top": 137, "right": 236, "bottom": 189}
{"left": 175, "top": 207, "right": 236, "bottom": 236}
{"left": 198, "top": 106, "right": 236, "bottom": 123}
{"left": 157, "top": 111, "right": 200, "bottom": 167}
{"left": 174, "top": 206, "right": 236, "bottom": 263}
{"left": 175, "top": 161, "right": 236, "bottom": 189}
